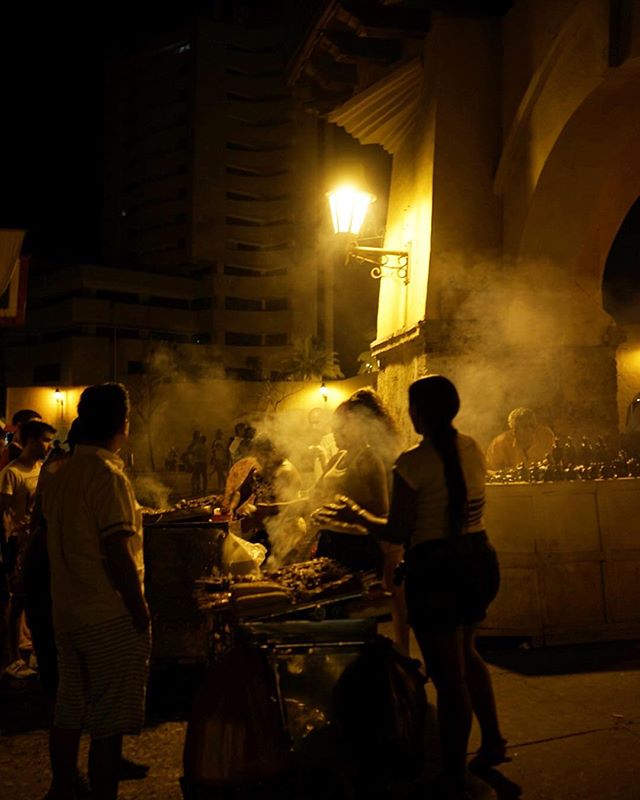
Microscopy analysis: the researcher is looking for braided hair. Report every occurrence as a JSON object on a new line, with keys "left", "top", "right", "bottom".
{"left": 408, "top": 375, "right": 467, "bottom": 537}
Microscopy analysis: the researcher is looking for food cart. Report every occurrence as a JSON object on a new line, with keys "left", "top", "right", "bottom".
{"left": 143, "top": 498, "right": 389, "bottom": 662}
{"left": 143, "top": 498, "right": 228, "bottom": 662}
{"left": 144, "top": 465, "right": 640, "bottom": 656}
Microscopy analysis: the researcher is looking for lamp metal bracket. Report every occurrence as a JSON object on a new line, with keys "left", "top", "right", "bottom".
{"left": 347, "top": 243, "right": 411, "bottom": 284}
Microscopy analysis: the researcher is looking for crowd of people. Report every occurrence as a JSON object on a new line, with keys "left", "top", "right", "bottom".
{"left": 0, "top": 388, "right": 151, "bottom": 799}
{"left": 164, "top": 423, "right": 260, "bottom": 495}
{"left": 0, "top": 378, "right": 512, "bottom": 800}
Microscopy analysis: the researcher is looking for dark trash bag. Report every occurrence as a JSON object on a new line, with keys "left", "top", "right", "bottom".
{"left": 332, "top": 635, "right": 427, "bottom": 780}
{"left": 182, "top": 645, "right": 289, "bottom": 791}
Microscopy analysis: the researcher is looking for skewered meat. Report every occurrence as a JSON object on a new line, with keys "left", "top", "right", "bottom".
{"left": 195, "top": 558, "right": 365, "bottom": 617}
{"left": 231, "top": 581, "right": 291, "bottom": 597}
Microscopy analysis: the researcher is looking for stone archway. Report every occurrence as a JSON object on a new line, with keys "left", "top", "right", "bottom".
{"left": 514, "top": 59, "right": 640, "bottom": 433}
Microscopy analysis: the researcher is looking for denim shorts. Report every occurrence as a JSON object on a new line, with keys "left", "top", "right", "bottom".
{"left": 404, "top": 532, "right": 500, "bottom": 635}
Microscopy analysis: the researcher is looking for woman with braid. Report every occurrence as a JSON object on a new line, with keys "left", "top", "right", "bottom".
{"left": 314, "top": 375, "right": 506, "bottom": 800}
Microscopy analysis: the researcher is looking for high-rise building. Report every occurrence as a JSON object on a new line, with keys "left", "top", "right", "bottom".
{"left": 102, "top": 14, "right": 322, "bottom": 380}
{"left": 5, "top": 4, "right": 384, "bottom": 387}
{"left": 6, "top": 9, "right": 326, "bottom": 387}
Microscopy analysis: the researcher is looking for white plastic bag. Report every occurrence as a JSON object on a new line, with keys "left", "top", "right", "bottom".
{"left": 221, "top": 531, "right": 266, "bottom": 576}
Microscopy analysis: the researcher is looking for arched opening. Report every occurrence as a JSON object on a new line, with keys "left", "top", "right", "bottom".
{"left": 516, "top": 60, "right": 640, "bottom": 432}
{"left": 604, "top": 197, "right": 640, "bottom": 426}
{"left": 603, "top": 197, "right": 640, "bottom": 325}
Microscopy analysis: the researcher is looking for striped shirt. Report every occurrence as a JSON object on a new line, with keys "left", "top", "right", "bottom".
{"left": 393, "top": 432, "right": 486, "bottom": 546}
{"left": 43, "top": 445, "right": 144, "bottom": 634}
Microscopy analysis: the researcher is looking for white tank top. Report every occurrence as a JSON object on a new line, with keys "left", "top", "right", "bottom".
{"left": 394, "top": 432, "right": 486, "bottom": 546}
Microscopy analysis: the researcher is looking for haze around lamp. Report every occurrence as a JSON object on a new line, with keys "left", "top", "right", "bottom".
{"left": 327, "top": 179, "right": 410, "bottom": 283}
{"left": 327, "top": 185, "right": 375, "bottom": 235}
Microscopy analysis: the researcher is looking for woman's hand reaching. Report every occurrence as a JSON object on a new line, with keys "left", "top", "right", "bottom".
{"left": 311, "top": 495, "right": 369, "bottom": 535}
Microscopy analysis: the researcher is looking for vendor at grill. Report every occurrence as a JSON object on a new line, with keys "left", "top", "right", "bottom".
{"left": 309, "top": 400, "right": 389, "bottom": 574}
{"left": 486, "top": 407, "right": 555, "bottom": 470}
{"left": 229, "top": 435, "right": 304, "bottom": 564}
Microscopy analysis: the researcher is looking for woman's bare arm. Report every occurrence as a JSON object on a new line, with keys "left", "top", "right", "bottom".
{"left": 312, "top": 471, "right": 416, "bottom": 546}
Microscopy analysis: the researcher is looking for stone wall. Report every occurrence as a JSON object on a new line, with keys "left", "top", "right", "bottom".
{"left": 374, "top": 318, "right": 619, "bottom": 451}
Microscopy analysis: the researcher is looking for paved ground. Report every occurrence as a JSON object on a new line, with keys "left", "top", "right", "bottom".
{"left": 2, "top": 636, "right": 640, "bottom": 799}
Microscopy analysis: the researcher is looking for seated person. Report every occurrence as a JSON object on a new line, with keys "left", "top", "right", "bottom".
{"left": 486, "top": 407, "right": 555, "bottom": 470}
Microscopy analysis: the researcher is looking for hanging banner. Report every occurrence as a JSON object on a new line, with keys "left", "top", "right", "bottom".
{"left": 0, "top": 255, "right": 29, "bottom": 328}
{"left": 0, "top": 230, "right": 25, "bottom": 295}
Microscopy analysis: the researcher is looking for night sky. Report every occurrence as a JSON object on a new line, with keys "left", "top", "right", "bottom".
{"left": 0, "top": 3, "right": 205, "bottom": 266}
{"left": 1, "top": 6, "right": 100, "bottom": 262}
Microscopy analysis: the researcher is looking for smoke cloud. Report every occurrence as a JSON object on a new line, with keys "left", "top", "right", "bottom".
{"left": 421, "top": 254, "right": 619, "bottom": 447}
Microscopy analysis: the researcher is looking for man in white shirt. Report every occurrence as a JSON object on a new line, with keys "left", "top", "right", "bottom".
{"left": 486, "top": 407, "right": 555, "bottom": 470}
{"left": 0, "top": 418, "right": 55, "bottom": 678}
{"left": 44, "top": 383, "right": 150, "bottom": 800}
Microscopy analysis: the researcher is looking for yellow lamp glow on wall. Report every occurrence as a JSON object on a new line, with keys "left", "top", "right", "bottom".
{"left": 319, "top": 381, "right": 329, "bottom": 403}
{"left": 327, "top": 181, "right": 410, "bottom": 284}
{"left": 327, "top": 185, "right": 376, "bottom": 235}
{"left": 53, "top": 387, "right": 65, "bottom": 423}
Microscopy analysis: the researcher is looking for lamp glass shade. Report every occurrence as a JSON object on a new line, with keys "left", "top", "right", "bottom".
{"left": 327, "top": 186, "right": 375, "bottom": 235}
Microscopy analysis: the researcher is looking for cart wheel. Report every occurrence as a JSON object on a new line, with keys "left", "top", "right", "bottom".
{"left": 309, "top": 605, "right": 326, "bottom": 621}
{"left": 328, "top": 602, "right": 345, "bottom": 619}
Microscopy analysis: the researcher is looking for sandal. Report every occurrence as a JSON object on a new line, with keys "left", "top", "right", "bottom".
{"left": 469, "top": 739, "right": 510, "bottom": 771}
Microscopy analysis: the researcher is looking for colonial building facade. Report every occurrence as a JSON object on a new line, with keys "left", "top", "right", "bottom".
{"left": 289, "top": 0, "right": 640, "bottom": 444}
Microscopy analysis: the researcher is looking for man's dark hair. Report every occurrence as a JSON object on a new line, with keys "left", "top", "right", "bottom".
{"left": 77, "top": 383, "right": 129, "bottom": 442}
{"left": 12, "top": 409, "right": 41, "bottom": 426}
{"left": 65, "top": 418, "right": 85, "bottom": 452}
{"left": 21, "top": 419, "right": 56, "bottom": 444}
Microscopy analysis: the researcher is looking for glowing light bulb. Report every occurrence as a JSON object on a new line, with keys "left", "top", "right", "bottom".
{"left": 327, "top": 185, "right": 375, "bottom": 235}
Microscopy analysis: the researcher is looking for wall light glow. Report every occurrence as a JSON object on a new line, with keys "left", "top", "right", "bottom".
{"left": 327, "top": 185, "right": 375, "bottom": 235}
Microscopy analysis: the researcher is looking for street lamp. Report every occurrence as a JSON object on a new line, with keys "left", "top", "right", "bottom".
{"left": 53, "top": 387, "right": 64, "bottom": 422}
{"left": 327, "top": 183, "right": 410, "bottom": 284}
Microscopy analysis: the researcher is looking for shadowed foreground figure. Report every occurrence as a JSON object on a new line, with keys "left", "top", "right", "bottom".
{"left": 24, "top": 418, "right": 148, "bottom": 798}
{"left": 43, "top": 384, "right": 151, "bottom": 800}
{"left": 315, "top": 376, "right": 507, "bottom": 800}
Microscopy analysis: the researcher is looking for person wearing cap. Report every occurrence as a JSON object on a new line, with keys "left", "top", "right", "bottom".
{"left": 0, "top": 408, "right": 43, "bottom": 471}
{"left": 486, "top": 407, "right": 555, "bottom": 470}
{"left": 0, "top": 419, "right": 56, "bottom": 679}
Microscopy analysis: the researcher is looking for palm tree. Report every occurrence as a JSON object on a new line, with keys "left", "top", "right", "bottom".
{"left": 276, "top": 336, "right": 343, "bottom": 381}
{"left": 126, "top": 346, "right": 175, "bottom": 471}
